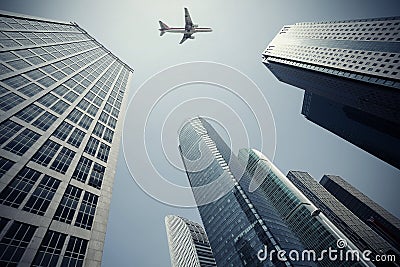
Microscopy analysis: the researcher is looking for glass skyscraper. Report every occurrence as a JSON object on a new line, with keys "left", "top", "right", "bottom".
{"left": 262, "top": 16, "right": 400, "bottom": 169}
{"left": 0, "top": 11, "right": 132, "bottom": 266}
{"left": 286, "top": 171, "right": 399, "bottom": 266}
{"left": 179, "top": 117, "right": 316, "bottom": 267}
{"left": 165, "top": 215, "right": 217, "bottom": 267}
{"left": 320, "top": 174, "right": 400, "bottom": 250}
{"left": 239, "top": 149, "right": 372, "bottom": 267}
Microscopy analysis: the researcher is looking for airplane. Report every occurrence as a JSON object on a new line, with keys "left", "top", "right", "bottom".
{"left": 159, "top": 8, "right": 212, "bottom": 44}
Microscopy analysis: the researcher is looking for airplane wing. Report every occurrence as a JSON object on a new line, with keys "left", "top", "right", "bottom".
{"left": 184, "top": 8, "right": 193, "bottom": 27}
{"left": 179, "top": 34, "right": 191, "bottom": 44}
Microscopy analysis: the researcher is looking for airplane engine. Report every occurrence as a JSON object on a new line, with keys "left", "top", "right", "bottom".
{"left": 190, "top": 36, "right": 195, "bottom": 39}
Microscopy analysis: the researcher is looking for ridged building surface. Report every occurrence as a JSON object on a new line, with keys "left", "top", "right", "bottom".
{"left": 0, "top": 10, "right": 133, "bottom": 266}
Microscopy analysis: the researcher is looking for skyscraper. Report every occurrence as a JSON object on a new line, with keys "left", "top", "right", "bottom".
{"left": 180, "top": 117, "right": 342, "bottom": 267}
{"left": 239, "top": 149, "right": 373, "bottom": 267}
{"left": 262, "top": 16, "right": 400, "bottom": 169}
{"left": 0, "top": 11, "right": 132, "bottom": 266}
{"left": 165, "top": 215, "right": 217, "bottom": 267}
{"left": 320, "top": 174, "right": 400, "bottom": 250}
{"left": 286, "top": 171, "right": 399, "bottom": 266}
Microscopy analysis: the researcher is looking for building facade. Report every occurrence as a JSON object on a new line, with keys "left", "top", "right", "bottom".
{"left": 239, "top": 149, "right": 373, "bottom": 267}
{"left": 179, "top": 117, "right": 318, "bottom": 267}
{"left": 0, "top": 11, "right": 133, "bottom": 266}
{"left": 287, "top": 171, "right": 399, "bottom": 266}
{"left": 262, "top": 16, "right": 400, "bottom": 169}
{"left": 320, "top": 174, "right": 400, "bottom": 250}
{"left": 165, "top": 215, "right": 217, "bottom": 267}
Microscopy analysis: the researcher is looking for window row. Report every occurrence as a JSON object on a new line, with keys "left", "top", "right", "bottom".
{"left": 32, "top": 140, "right": 76, "bottom": 174}
{"left": 53, "top": 185, "right": 99, "bottom": 230}
{"left": 72, "top": 156, "right": 106, "bottom": 190}
{"left": 84, "top": 136, "right": 111, "bottom": 163}
{"left": 0, "top": 167, "right": 60, "bottom": 216}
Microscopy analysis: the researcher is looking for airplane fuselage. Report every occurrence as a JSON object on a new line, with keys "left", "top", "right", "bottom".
{"left": 162, "top": 27, "right": 212, "bottom": 34}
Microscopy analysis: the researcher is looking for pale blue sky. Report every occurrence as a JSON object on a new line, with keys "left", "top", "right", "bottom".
{"left": 1, "top": 1, "right": 399, "bottom": 266}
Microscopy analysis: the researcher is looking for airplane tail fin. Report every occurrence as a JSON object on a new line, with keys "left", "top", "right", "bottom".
{"left": 159, "top": 21, "right": 169, "bottom": 36}
{"left": 159, "top": 21, "right": 169, "bottom": 30}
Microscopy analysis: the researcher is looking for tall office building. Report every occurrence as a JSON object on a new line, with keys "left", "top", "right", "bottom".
{"left": 262, "top": 16, "right": 400, "bottom": 169}
{"left": 0, "top": 11, "right": 133, "bottom": 266}
{"left": 179, "top": 117, "right": 348, "bottom": 266}
{"left": 239, "top": 149, "right": 373, "bottom": 267}
{"left": 287, "top": 171, "right": 399, "bottom": 266}
{"left": 165, "top": 215, "right": 217, "bottom": 267}
{"left": 320, "top": 174, "right": 400, "bottom": 250}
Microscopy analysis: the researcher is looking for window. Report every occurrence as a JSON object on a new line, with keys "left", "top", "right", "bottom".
{"left": 87, "top": 105, "right": 98, "bottom": 117}
{"left": 75, "top": 192, "right": 98, "bottom": 230}
{"left": 53, "top": 185, "right": 82, "bottom": 224}
{"left": 15, "top": 104, "right": 43, "bottom": 123}
{"left": 97, "top": 143, "right": 110, "bottom": 162}
{"left": 4, "top": 129, "right": 40, "bottom": 156}
{"left": 72, "top": 157, "right": 92, "bottom": 183}
{"left": 23, "top": 175, "right": 60, "bottom": 215}
{"left": 0, "top": 157, "right": 14, "bottom": 178}
{"left": 53, "top": 85, "right": 68, "bottom": 96}
{"left": 108, "top": 117, "right": 117, "bottom": 129}
{"left": 37, "top": 93, "right": 57, "bottom": 107}
{"left": 67, "top": 128, "right": 85, "bottom": 148}
{"left": 61, "top": 236, "right": 88, "bottom": 267}
{"left": 84, "top": 137, "right": 99, "bottom": 156}
{"left": 92, "top": 123, "right": 105, "bottom": 138}
{"left": 88, "top": 163, "right": 105, "bottom": 189}
{"left": 99, "top": 112, "right": 109, "bottom": 124}
{"left": 2, "top": 75, "right": 30, "bottom": 89}
{"left": 50, "top": 147, "right": 75, "bottom": 174}
{"left": 32, "top": 231, "right": 66, "bottom": 267}
{"left": 67, "top": 109, "right": 83, "bottom": 124}
{"left": 37, "top": 76, "right": 56, "bottom": 87}
{"left": 0, "top": 221, "right": 37, "bottom": 266}
{"left": 31, "top": 140, "right": 61, "bottom": 167}
{"left": 103, "top": 128, "right": 114, "bottom": 143}
{"left": 77, "top": 99, "right": 89, "bottom": 110}
{"left": 78, "top": 115, "right": 92, "bottom": 130}
{"left": 52, "top": 121, "right": 73, "bottom": 141}
{"left": 0, "top": 167, "right": 41, "bottom": 208}
{"left": 0, "top": 120, "right": 22, "bottom": 145}
{"left": 0, "top": 93, "right": 24, "bottom": 111}
{"left": 32, "top": 112, "right": 57, "bottom": 131}
{"left": 18, "top": 83, "right": 43, "bottom": 97}
{"left": 50, "top": 100, "right": 69, "bottom": 115}
{"left": 64, "top": 91, "right": 78, "bottom": 103}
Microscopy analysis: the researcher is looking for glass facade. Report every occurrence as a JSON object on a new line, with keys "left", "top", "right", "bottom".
{"left": 179, "top": 117, "right": 312, "bottom": 267}
{"left": 287, "top": 171, "right": 399, "bottom": 266}
{"left": 320, "top": 174, "right": 400, "bottom": 250}
{"left": 165, "top": 215, "right": 217, "bottom": 267}
{"left": 239, "top": 149, "right": 371, "bottom": 267}
{"left": 262, "top": 16, "right": 400, "bottom": 169}
{"left": 0, "top": 11, "right": 133, "bottom": 266}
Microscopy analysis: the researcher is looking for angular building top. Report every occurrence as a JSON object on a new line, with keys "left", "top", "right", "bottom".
{"left": 320, "top": 174, "right": 400, "bottom": 249}
{"left": 262, "top": 16, "right": 400, "bottom": 169}
{"left": 0, "top": 10, "right": 133, "bottom": 266}
{"left": 165, "top": 215, "right": 217, "bottom": 267}
{"left": 179, "top": 117, "right": 318, "bottom": 266}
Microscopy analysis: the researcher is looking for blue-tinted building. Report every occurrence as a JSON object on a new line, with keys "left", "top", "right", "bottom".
{"left": 179, "top": 117, "right": 315, "bottom": 267}
{"left": 262, "top": 16, "right": 400, "bottom": 169}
